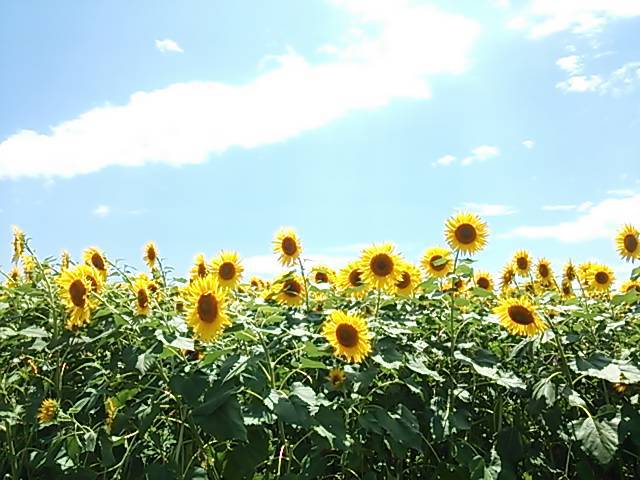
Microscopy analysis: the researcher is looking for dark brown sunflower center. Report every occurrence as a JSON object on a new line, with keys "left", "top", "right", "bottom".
{"left": 562, "top": 283, "right": 572, "bottom": 295}
{"left": 477, "top": 277, "right": 490, "bottom": 289}
{"left": 281, "top": 237, "right": 298, "bottom": 256}
{"left": 10, "top": 270, "right": 18, "bottom": 281}
{"left": 624, "top": 234, "right": 638, "bottom": 253}
{"left": 197, "top": 263, "right": 207, "bottom": 278}
{"left": 503, "top": 271, "right": 513, "bottom": 284}
{"left": 315, "top": 272, "right": 329, "bottom": 283}
{"left": 137, "top": 288, "right": 149, "bottom": 309}
{"left": 454, "top": 223, "right": 477, "bottom": 244}
{"left": 197, "top": 293, "right": 218, "bottom": 323}
{"left": 595, "top": 272, "right": 609, "bottom": 285}
{"left": 283, "top": 279, "right": 301, "bottom": 297}
{"left": 330, "top": 372, "right": 344, "bottom": 385}
{"left": 430, "top": 255, "right": 447, "bottom": 271}
{"left": 626, "top": 284, "right": 640, "bottom": 293}
{"left": 516, "top": 257, "right": 528, "bottom": 270}
{"left": 69, "top": 279, "right": 87, "bottom": 308}
{"left": 219, "top": 262, "right": 236, "bottom": 281}
{"left": 147, "top": 247, "right": 156, "bottom": 262}
{"left": 396, "top": 272, "right": 411, "bottom": 289}
{"left": 148, "top": 283, "right": 158, "bottom": 293}
{"left": 336, "top": 323, "right": 359, "bottom": 348}
{"left": 88, "top": 275, "right": 98, "bottom": 292}
{"left": 454, "top": 279, "right": 464, "bottom": 290}
{"left": 370, "top": 253, "right": 393, "bottom": 277}
{"left": 251, "top": 279, "right": 259, "bottom": 287}
{"left": 508, "top": 305, "right": 534, "bottom": 325}
{"left": 91, "top": 253, "right": 105, "bottom": 271}
{"left": 349, "top": 270, "right": 363, "bottom": 287}
{"left": 538, "top": 264, "right": 549, "bottom": 278}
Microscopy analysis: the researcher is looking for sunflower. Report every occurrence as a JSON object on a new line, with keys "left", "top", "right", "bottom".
{"left": 105, "top": 397, "right": 117, "bottom": 432}
{"left": 58, "top": 265, "right": 94, "bottom": 329}
{"left": 210, "top": 251, "right": 244, "bottom": 290}
{"left": 535, "top": 258, "right": 553, "bottom": 286}
{"left": 494, "top": 297, "right": 546, "bottom": 337}
{"left": 444, "top": 212, "right": 488, "bottom": 255}
{"left": 620, "top": 279, "right": 640, "bottom": 294}
{"left": 512, "top": 250, "right": 531, "bottom": 277}
{"left": 322, "top": 311, "right": 372, "bottom": 363}
{"left": 337, "top": 261, "right": 369, "bottom": 298}
{"left": 132, "top": 275, "right": 152, "bottom": 316}
{"left": 560, "top": 278, "right": 574, "bottom": 298}
{"left": 12, "top": 225, "right": 25, "bottom": 263}
{"left": 586, "top": 264, "right": 614, "bottom": 292}
{"left": 327, "top": 367, "right": 346, "bottom": 389}
{"left": 22, "top": 255, "right": 36, "bottom": 279}
{"left": 421, "top": 247, "right": 453, "bottom": 278}
{"left": 310, "top": 265, "right": 336, "bottom": 285}
{"left": 143, "top": 241, "right": 158, "bottom": 269}
{"left": 37, "top": 398, "right": 59, "bottom": 424}
{"left": 616, "top": 224, "right": 640, "bottom": 261}
{"left": 250, "top": 276, "right": 266, "bottom": 290}
{"left": 273, "top": 227, "right": 302, "bottom": 267}
{"left": 60, "top": 250, "right": 71, "bottom": 271}
{"left": 83, "top": 247, "right": 108, "bottom": 279}
{"left": 448, "top": 277, "right": 467, "bottom": 293}
{"left": 190, "top": 253, "right": 208, "bottom": 280}
{"left": 500, "top": 264, "right": 515, "bottom": 291}
{"left": 474, "top": 271, "right": 493, "bottom": 291}
{"left": 183, "top": 274, "right": 230, "bottom": 342}
{"left": 394, "top": 262, "right": 422, "bottom": 297}
{"left": 563, "top": 261, "right": 576, "bottom": 282}
{"left": 7, "top": 265, "right": 21, "bottom": 287}
{"left": 577, "top": 261, "right": 594, "bottom": 286}
{"left": 76, "top": 264, "right": 104, "bottom": 293}
{"left": 359, "top": 243, "right": 402, "bottom": 291}
{"left": 272, "top": 274, "right": 306, "bottom": 306}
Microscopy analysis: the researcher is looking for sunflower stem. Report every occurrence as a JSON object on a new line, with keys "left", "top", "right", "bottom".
{"left": 449, "top": 250, "right": 460, "bottom": 361}
{"left": 374, "top": 288, "right": 382, "bottom": 322}
{"left": 297, "top": 257, "right": 310, "bottom": 313}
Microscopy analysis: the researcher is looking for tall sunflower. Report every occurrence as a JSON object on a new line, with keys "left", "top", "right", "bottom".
{"left": 444, "top": 212, "right": 488, "bottom": 255}
{"left": 310, "top": 265, "right": 336, "bottom": 285}
{"left": 512, "top": 250, "right": 531, "bottom": 277}
{"left": 273, "top": 227, "right": 302, "bottom": 267}
{"left": 394, "top": 262, "right": 422, "bottom": 297}
{"left": 421, "top": 247, "right": 453, "bottom": 278}
{"left": 337, "top": 261, "right": 369, "bottom": 298}
{"left": 494, "top": 297, "right": 546, "bottom": 337}
{"left": 616, "top": 224, "right": 640, "bottom": 261}
{"left": 500, "top": 264, "right": 515, "bottom": 292}
{"left": 183, "top": 275, "right": 230, "bottom": 342}
{"left": 190, "top": 253, "right": 208, "bottom": 280}
{"left": 535, "top": 258, "right": 553, "bottom": 286}
{"left": 359, "top": 243, "right": 402, "bottom": 291}
{"left": 58, "top": 265, "right": 94, "bottom": 329}
{"left": 586, "top": 264, "right": 614, "bottom": 292}
{"left": 322, "top": 311, "right": 372, "bottom": 363}
{"left": 132, "top": 275, "right": 152, "bottom": 316}
{"left": 143, "top": 241, "right": 158, "bottom": 269}
{"left": 272, "top": 274, "right": 306, "bottom": 306}
{"left": 210, "top": 251, "right": 244, "bottom": 290}
{"left": 12, "top": 225, "right": 25, "bottom": 263}
{"left": 83, "top": 247, "right": 108, "bottom": 280}
{"left": 474, "top": 271, "right": 493, "bottom": 291}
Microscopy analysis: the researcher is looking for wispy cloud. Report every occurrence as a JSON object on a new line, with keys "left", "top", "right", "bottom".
{"left": 462, "top": 202, "right": 516, "bottom": 217}
{"left": 432, "top": 154, "right": 456, "bottom": 167}
{"left": 461, "top": 145, "right": 499, "bottom": 166}
{"left": 556, "top": 55, "right": 581, "bottom": 74}
{"left": 0, "top": 3, "right": 480, "bottom": 179}
{"left": 541, "top": 201, "right": 593, "bottom": 212}
{"left": 556, "top": 75, "right": 603, "bottom": 93}
{"left": 155, "top": 39, "right": 184, "bottom": 54}
{"left": 522, "top": 139, "right": 535, "bottom": 149}
{"left": 557, "top": 61, "right": 640, "bottom": 95}
{"left": 92, "top": 205, "right": 110, "bottom": 217}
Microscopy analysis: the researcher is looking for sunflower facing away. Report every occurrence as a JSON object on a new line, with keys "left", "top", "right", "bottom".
{"left": 561, "top": 279, "right": 574, "bottom": 298}
{"left": 37, "top": 398, "right": 59, "bottom": 424}
{"left": 421, "top": 246, "right": 453, "bottom": 279}
{"left": 322, "top": 311, "right": 372, "bottom": 363}
{"left": 83, "top": 247, "right": 108, "bottom": 279}
{"left": 494, "top": 297, "right": 547, "bottom": 337}
{"left": 190, "top": 253, "right": 208, "bottom": 280}
{"left": 132, "top": 275, "right": 152, "bottom": 316}
{"left": 500, "top": 264, "right": 515, "bottom": 291}
{"left": 310, "top": 265, "right": 336, "bottom": 285}
{"left": 474, "top": 271, "right": 494, "bottom": 291}
{"left": 512, "top": 250, "right": 531, "bottom": 277}
{"left": 535, "top": 258, "right": 553, "bottom": 286}
{"left": 143, "top": 241, "right": 158, "bottom": 269}
{"left": 444, "top": 212, "right": 488, "bottom": 255}
{"left": 563, "top": 261, "right": 576, "bottom": 282}
{"left": 183, "top": 275, "right": 230, "bottom": 342}
{"left": 272, "top": 274, "right": 306, "bottom": 306}
{"left": 273, "top": 227, "right": 302, "bottom": 267}
{"left": 327, "top": 367, "right": 346, "bottom": 389}
{"left": 587, "top": 264, "right": 615, "bottom": 292}
{"left": 616, "top": 224, "right": 640, "bottom": 261}
{"left": 395, "top": 262, "right": 422, "bottom": 297}
{"left": 12, "top": 225, "right": 25, "bottom": 263}
{"left": 337, "top": 261, "right": 369, "bottom": 298}
{"left": 210, "top": 251, "right": 244, "bottom": 290}
{"left": 359, "top": 243, "right": 402, "bottom": 291}
{"left": 58, "top": 265, "right": 94, "bottom": 330}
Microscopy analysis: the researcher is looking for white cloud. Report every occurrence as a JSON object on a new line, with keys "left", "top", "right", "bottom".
{"left": 556, "top": 74, "right": 603, "bottom": 92}
{"left": 432, "top": 154, "right": 456, "bottom": 167}
{"left": 461, "top": 145, "right": 499, "bottom": 166}
{"left": 607, "top": 188, "right": 636, "bottom": 197}
{"left": 462, "top": 202, "right": 517, "bottom": 217}
{"left": 522, "top": 139, "right": 535, "bottom": 149}
{"left": 92, "top": 205, "right": 110, "bottom": 217}
{"left": 504, "top": 193, "right": 640, "bottom": 242}
{"left": 155, "top": 39, "right": 184, "bottom": 54}
{"left": 556, "top": 55, "right": 581, "bottom": 74}
{"left": 0, "top": 4, "right": 480, "bottom": 180}
{"left": 557, "top": 61, "right": 640, "bottom": 95}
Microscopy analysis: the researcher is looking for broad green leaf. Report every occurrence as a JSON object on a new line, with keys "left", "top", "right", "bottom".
{"left": 454, "top": 351, "right": 525, "bottom": 390}
{"left": 573, "top": 416, "right": 619, "bottom": 464}
{"left": 222, "top": 427, "right": 270, "bottom": 480}
{"left": 569, "top": 354, "right": 640, "bottom": 384}
{"left": 193, "top": 396, "right": 247, "bottom": 441}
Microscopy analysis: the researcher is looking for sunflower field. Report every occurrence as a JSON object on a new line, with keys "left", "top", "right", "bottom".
{"left": 1, "top": 217, "right": 640, "bottom": 479}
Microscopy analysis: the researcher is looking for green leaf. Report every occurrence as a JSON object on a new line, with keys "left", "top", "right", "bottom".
{"left": 19, "top": 326, "right": 49, "bottom": 338}
{"left": 569, "top": 354, "right": 640, "bottom": 384}
{"left": 573, "top": 416, "right": 619, "bottom": 464}
{"left": 532, "top": 376, "right": 557, "bottom": 407}
{"left": 192, "top": 381, "right": 239, "bottom": 416}
{"left": 454, "top": 351, "right": 525, "bottom": 390}
{"left": 291, "top": 382, "right": 317, "bottom": 406}
{"left": 193, "top": 396, "right": 247, "bottom": 441}
{"left": 222, "top": 427, "right": 270, "bottom": 480}
{"left": 135, "top": 352, "right": 154, "bottom": 374}
{"left": 406, "top": 355, "right": 444, "bottom": 381}
{"left": 169, "top": 371, "right": 208, "bottom": 406}
{"left": 314, "top": 406, "right": 349, "bottom": 450}
{"left": 297, "top": 358, "right": 326, "bottom": 369}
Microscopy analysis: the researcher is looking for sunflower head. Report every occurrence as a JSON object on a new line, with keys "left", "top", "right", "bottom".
{"left": 59, "top": 250, "right": 71, "bottom": 271}
{"left": 444, "top": 212, "right": 488, "bottom": 255}
{"left": 132, "top": 274, "right": 152, "bottom": 316}
{"left": 272, "top": 274, "right": 306, "bottom": 306}
{"left": 587, "top": 264, "right": 614, "bottom": 292}
{"left": 474, "top": 271, "right": 493, "bottom": 291}
{"left": 337, "top": 261, "right": 369, "bottom": 298}
{"left": 22, "top": 255, "right": 36, "bottom": 277}
{"left": 273, "top": 227, "right": 302, "bottom": 267}
{"left": 535, "top": 258, "right": 553, "bottom": 285}
{"left": 359, "top": 243, "right": 402, "bottom": 291}
{"left": 143, "top": 241, "right": 158, "bottom": 269}
{"left": 322, "top": 311, "right": 372, "bottom": 363}
{"left": 58, "top": 265, "right": 95, "bottom": 330}
{"left": 327, "top": 367, "right": 346, "bottom": 389}
{"left": 37, "top": 398, "right": 59, "bottom": 424}
{"left": 563, "top": 261, "right": 576, "bottom": 281}
{"left": 421, "top": 246, "right": 453, "bottom": 278}
{"left": 190, "top": 253, "right": 208, "bottom": 280}
{"left": 76, "top": 264, "right": 104, "bottom": 293}
{"left": 82, "top": 247, "right": 108, "bottom": 279}
{"left": 561, "top": 278, "right": 574, "bottom": 298}
{"left": 183, "top": 274, "right": 230, "bottom": 342}
{"left": 620, "top": 279, "right": 640, "bottom": 295}
{"left": 211, "top": 251, "right": 244, "bottom": 290}
{"left": 11, "top": 225, "right": 25, "bottom": 263}
{"left": 616, "top": 224, "right": 640, "bottom": 261}
{"left": 394, "top": 262, "right": 422, "bottom": 297}
{"left": 512, "top": 250, "right": 531, "bottom": 277}
{"left": 249, "top": 276, "right": 266, "bottom": 291}
{"left": 310, "top": 265, "right": 336, "bottom": 285}
{"left": 500, "top": 264, "right": 515, "bottom": 291}
{"left": 494, "top": 297, "right": 546, "bottom": 337}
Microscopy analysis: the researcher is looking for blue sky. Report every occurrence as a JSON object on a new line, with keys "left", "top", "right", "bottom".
{"left": 1, "top": 0, "right": 639, "bottom": 280}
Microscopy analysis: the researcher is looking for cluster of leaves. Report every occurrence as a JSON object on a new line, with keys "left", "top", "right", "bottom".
{"left": 1, "top": 257, "right": 639, "bottom": 479}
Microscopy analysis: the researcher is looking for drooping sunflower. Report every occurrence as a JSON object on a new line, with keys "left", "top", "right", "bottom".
{"left": 512, "top": 250, "right": 531, "bottom": 277}
{"left": 310, "top": 265, "right": 336, "bottom": 285}
{"left": 563, "top": 261, "right": 576, "bottom": 282}
{"left": 500, "top": 264, "right": 515, "bottom": 291}
{"left": 12, "top": 225, "right": 25, "bottom": 263}
{"left": 131, "top": 275, "right": 152, "bottom": 316}
{"left": 444, "top": 212, "right": 488, "bottom": 255}
{"left": 337, "top": 261, "right": 369, "bottom": 298}
{"left": 494, "top": 297, "right": 546, "bottom": 337}
{"left": 272, "top": 274, "right": 306, "bottom": 306}
{"left": 322, "top": 311, "right": 372, "bottom": 363}
{"left": 37, "top": 398, "right": 59, "bottom": 424}
{"left": 616, "top": 224, "right": 640, "bottom": 261}
{"left": 58, "top": 265, "right": 94, "bottom": 329}
{"left": 327, "top": 367, "right": 346, "bottom": 389}
{"left": 210, "top": 251, "right": 244, "bottom": 290}
{"left": 143, "top": 241, "right": 158, "bottom": 269}
{"left": 535, "top": 258, "right": 553, "bottom": 286}
{"left": 620, "top": 279, "right": 640, "bottom": 294}
{"left": 190, "top": 253, "right": 208, "bottom": 280}
{"left": 273, "top": 227, "right": 302, "bottom": 267}
{"left": 394, "top": 262, "right": 422, "bottom": 297}
{"left": 359, "top": 243, "right": 402, "bottom": 291}
{"left": 421, "top": 246, "right": 453, "bottom": 278}
{"left": 183, "top": 274, "right": 230, "bottom": 342}
{"left": 60, "top": 250, "right": 71, "bottom": 271}
{"left": 83, "top": 247, "right": 108, "bottom": 279}
{"left": 474, "top": 271, "right": 494, "bottom": 291}
{"left": 586, "top": 264, "right": 615, "bottom": 292}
